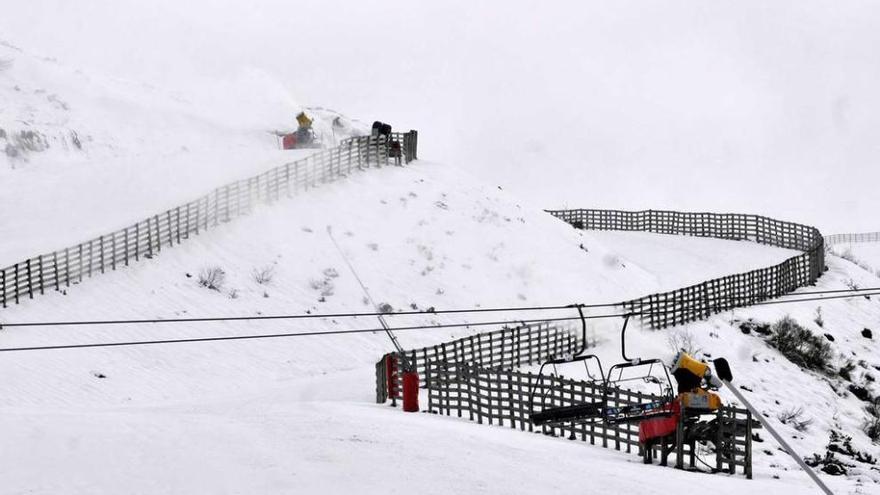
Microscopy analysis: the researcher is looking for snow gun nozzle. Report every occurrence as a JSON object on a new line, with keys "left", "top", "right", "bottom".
{"left": 713, "top": 358, "right": 733, "bottom": 383}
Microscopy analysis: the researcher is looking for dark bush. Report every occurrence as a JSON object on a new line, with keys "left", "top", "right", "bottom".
{"left": 865, "top": 417, "right": 880, "bottom": 442}
{"left": 848, "top": 384, "right": 872, "bottom": 402}
{"left": 839, "top": 361, "right": 856, "bottom": 381}
{"left": 738, "top": 319, "right": 772, "bottom": 336}
{"left": 768, "top": 316, "right": 832, "bottom": 371}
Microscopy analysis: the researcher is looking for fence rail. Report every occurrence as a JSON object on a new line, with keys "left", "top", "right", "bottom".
{"left": 825, "top": 232, "right": 880, "bottom": 245}
{"left": 1, "top": 131, "right": 418, "bottom": 309}
{"left": 547, "top": 209, "right": 825, "bottom": 328}
{"left": 426, "top": 361, "right": 752, "bottom": 477}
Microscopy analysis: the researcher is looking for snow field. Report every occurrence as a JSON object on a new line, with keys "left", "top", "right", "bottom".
{"left": 3, "top": 159, "right": 871, "bottom": 493}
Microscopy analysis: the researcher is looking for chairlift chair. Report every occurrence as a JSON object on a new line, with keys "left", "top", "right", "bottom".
{"left": 529, "top": 313, "right": 675, "bottom": 427}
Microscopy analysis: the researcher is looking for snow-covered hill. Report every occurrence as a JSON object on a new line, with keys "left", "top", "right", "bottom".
{"left": 0, "top": 40, "right": 366, "bottom": 265}
{"left": 2, "top": 158, "right": 877, "bottom": 493}
{"left": 2, "top": 3, "right": 879, "bottom": 493}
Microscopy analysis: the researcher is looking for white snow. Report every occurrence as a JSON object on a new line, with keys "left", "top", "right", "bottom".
{"left": 2, "top": 374, "right": 833, "bottom": 495}
{"left": 832, "top": 243, "right": 880, "bottom": 278}
{"left": 2, "top": 2, "right": 879, "bottom": 493}
{"left": 2, "top": 160, "right": 877, "bottom": 494}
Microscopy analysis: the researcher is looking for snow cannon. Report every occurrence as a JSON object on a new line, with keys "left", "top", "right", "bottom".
{"left": 279, "top": 112, "right": 322, "bottom": 149}
{"left": 637, "top": 354, "right": 731, "bottom": 465}
{"left": 282, "top": 133, "right": 298, "bottom": 150}
{"left": 371, "top": 121, "right": 391, "bottom": 139}
{"left": 671, "top": 352, "right": 723, "bottom": 412}
{"left": 296, "top": 112, "right": 313, "bottom": 129}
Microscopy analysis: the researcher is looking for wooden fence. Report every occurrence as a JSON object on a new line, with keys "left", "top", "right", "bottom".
{"left": 376, "top": 320, "right": 585, "bottom": 403}
{"left": 825, "top": 232, "right": 880, "bottom": 245}
{"left": 547, "top": 209, "right": 825, "bottom": 328}
{"left": 426, "top": 361, "right": 753, "bottom": 477}
{"left": 0, "top": 132, "right": 418, "bottom": 308}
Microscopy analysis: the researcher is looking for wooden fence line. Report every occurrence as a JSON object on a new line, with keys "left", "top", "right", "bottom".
{"left": 825, "top": 232, "right": 880, "bottom": 245}
{"left": 546, "top": 209, "right": 825, "bottom": 329}
{"left": 0, "top": 132, "right": 419, "bottom": 309}
{"left": 375, "top": 320, "right": 752, "bottom": 477}
{"left": 376, "top": 320, "right": 586, "bottom": 403}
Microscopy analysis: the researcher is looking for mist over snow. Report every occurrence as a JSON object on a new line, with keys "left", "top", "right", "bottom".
{"left": 4, "top": 0, "right": 880, "bottom": 231}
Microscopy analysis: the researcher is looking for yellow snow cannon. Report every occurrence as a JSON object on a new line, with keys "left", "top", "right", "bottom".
{"left": 296, "top": 111, "right": 313, "bottom": 129}
{"left": 671, "top": 352, "right": 722, "bottom": 412}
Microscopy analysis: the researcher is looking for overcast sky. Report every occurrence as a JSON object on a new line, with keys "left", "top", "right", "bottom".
{"left": 5, "top": 0, "right": 879, "bottom": 231}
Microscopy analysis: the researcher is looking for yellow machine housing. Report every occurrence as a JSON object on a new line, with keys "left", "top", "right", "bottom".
{"left": 672, "top": 352, "right": 709, "bottom": 378}
{"left": 679, "top": 388, "right": 722, "bottom": 411}
{"left": 296, "top": 112, "right": 313, "bottom": 129}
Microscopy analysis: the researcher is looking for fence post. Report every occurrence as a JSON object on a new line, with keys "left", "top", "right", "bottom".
{"left": 26, "top": 259, "right": 33, "bottom": 299}
{"left": 147, "top": 218, "right": 154, "bottom": 258}
{"left": 13, "top": 263, "right": 20, "bottom": 304}
{"left": 37, "top": 256, "right": 45, "bottom": 295}
{"left": 64, "top": 248, "right": 71, "bottom": 286}
{"left": 87, "top": 240, "right": 94, "bottom": 277}
{"left": 154, "top": 215, "right": 162, "bottom": 253}
{"left": 52, "top": 252, "right": 60, "bottom": 290}
{"left": 111, "top": 233, "right": 117, "bottom": 271}
{"left": 1, "top": 268, "right": 5, "bottom": 307}
{"left": 100, "top": 236, "right": 105, "bottom": 274}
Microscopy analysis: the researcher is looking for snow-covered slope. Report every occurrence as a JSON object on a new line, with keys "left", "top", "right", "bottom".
{"left": 3, "top": 3, "right": 879, "bottom": 492}
{"left": 832, "top": 242, "right": 880, "bottom": 278}
{"left": 4, "top": 158, "right": 874, "bottom": 493}
{"left": 0, "top": 161, "right": 798, "bottom": 404}
{"left": 0, "top": 40, "right": 366, "bottom": 265}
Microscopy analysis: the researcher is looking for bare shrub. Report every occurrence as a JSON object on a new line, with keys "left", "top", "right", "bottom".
{"left": 309, "top": 278, "right": 334, "bottom": 297}
{"left": 839, "top": 360, "right": 856, "bottom": 381}
{"left": 0, "top": 58, "right": 12, "bottom": 72}
{"left": 252, "top": 265, "right": 275, "bottom": 285}
{"left": 777, "top": 406, "right": 814, "bottom": 432}
{"left": 666, "top": 330, "right": 701, "bottom": 358}
{"left": 198, "top": 266, "right": 226, "bottom": 291}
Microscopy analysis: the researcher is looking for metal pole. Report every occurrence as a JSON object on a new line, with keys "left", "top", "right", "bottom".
{"left": 722, "top": 381, "right": 833, "bottom": 495}
{"left": 326, "top": 226, "right": 411, "bottom": 370}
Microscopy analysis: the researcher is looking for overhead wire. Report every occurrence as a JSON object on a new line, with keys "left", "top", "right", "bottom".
{"left": 1, "top": 285, "right": 878, "bottom": 330}
{"left": 0, "top": 287, "right": 878, "bottom": 353}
